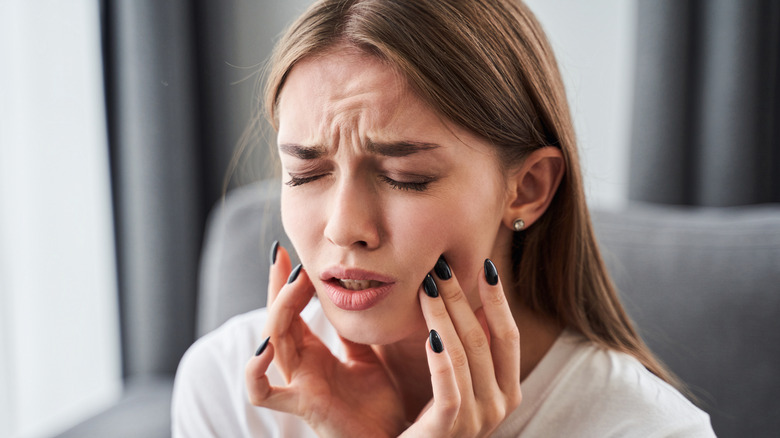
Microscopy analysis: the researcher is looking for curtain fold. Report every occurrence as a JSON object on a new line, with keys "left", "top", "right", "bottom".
{"left": 630, "top": 0, "right": 780, "bottom": 207}
{"left": 101, "top": 0, "right": 314, "bottom": 380}
{"left": 104, "top": 0, "right": 204, "bottom": 378}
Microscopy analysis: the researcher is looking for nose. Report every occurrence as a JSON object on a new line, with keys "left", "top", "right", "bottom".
{"left": 323, "top": 178, "right": 381, "bottom": 250}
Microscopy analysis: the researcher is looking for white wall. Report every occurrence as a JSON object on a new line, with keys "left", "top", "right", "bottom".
{"left": 0, "top": 1, "right": 122, "bottom": 437}
{"left": 526, "top": 0, "right": 637, "bottom": 209}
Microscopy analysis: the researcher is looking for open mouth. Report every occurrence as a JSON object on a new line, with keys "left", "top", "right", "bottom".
{"left": 320, "top": 267, "right": 396, "bottom": 310}
{"left": 336, "top": 279, "right": 386, "bottom": 291}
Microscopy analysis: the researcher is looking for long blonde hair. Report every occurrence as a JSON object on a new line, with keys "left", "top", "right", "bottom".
{"left": 262, "top": 0, "right": 681, "bottom": 390}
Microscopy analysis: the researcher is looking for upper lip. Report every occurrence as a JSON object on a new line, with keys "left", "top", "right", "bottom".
{"left": 320, "top": 266, "right": 396, "bottom": 283}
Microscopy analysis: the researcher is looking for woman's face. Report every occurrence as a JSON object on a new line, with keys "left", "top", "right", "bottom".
{"left": 277, "top": 48, "right": 512, "bottom": 345}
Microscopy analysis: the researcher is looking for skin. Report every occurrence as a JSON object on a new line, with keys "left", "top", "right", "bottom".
{"left": 245, "top": 46, "right": 565, "bottom": 437}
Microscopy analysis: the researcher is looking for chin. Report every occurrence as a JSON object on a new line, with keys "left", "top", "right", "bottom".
{"left": 321, "top": 301, "right": 427, "bottom": 346}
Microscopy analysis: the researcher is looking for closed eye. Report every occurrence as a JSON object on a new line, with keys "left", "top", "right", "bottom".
{"left": 380, "top": 175, "right": 433, "bottom": 192}
{"left": 285, "top": 174, "right": 327, "bottom": 187}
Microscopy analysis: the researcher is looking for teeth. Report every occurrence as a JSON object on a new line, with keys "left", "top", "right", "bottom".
{"left": 338, "top": 279, "right": 382, "bottom": 291}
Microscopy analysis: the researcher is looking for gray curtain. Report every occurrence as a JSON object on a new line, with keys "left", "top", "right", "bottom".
{"left": 103, "top": 0, "right": 313, "bottom": 382}
{"left": 104, "top": 0, "right": 204, "bottom": 379}
{"left": 630, "top": 0, "right": 780, "bottom": 207}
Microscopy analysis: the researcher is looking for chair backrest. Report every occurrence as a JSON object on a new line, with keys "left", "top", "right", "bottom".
{"left": 592, "top": 204, "right": 780, "bottom": 438}
{"left": 198, "top": 180, "right": 780, "bottom": 437}
{"left": 197, "top": 180, "right": 295, "bottom": 337}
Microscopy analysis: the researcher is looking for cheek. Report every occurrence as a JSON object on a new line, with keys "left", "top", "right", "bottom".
{"left": 281, "top": 189, "right": 321, "bottom": 263}
{"left": 387, "top": 195, "right": 500, "bottom": 304}
{"left": 386, "top": 200, "right": 448, "bottom": 260}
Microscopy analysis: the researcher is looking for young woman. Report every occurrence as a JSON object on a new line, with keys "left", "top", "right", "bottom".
{"left": 173, "top": 0, "right": 714, "bottom": 436}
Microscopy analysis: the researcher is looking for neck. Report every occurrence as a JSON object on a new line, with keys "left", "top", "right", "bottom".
{"left": 373, "top": 337, "right": 432, "bottom": 422}
{"left": 371, "top": 304, "right": 561, "bottom": 423}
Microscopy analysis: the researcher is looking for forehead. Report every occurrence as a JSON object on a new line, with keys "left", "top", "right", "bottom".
{"left": 276, "top": 48, "right": 434, "bottom": 138}
{"left": 274, "top": 47, "right": 500, "bottom": 170}
{"left": 285, "top": 49, "right": 405, "bottom": 102}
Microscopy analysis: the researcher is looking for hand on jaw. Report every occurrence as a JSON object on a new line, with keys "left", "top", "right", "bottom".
{"left": 245, "top": 245, "right": 522, "bottom": 437}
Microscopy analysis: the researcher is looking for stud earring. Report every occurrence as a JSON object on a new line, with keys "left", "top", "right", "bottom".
{"left": 512, "top": 218, "right": 525, "bottom": 231}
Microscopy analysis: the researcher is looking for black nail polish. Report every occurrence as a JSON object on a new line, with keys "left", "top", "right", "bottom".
{"left": 434, "top": 255, "right": 452, "bottom": 280}
{"left": 287, "top": 264, "right": 302, "bottom": 284}
{"left": 429, "top": 330, "right": 444, "bottom": 353}
{"left": 255, "top": 336, "right": 270, "bottom": 356}
{"left": 484, "top": 259, "right": 499, "bottom": 286}
{"left": 270, "top": 240, "right": 279, "bottom": 266}
{"left": 423, "top": 274, "right": 438, "bottom": 298}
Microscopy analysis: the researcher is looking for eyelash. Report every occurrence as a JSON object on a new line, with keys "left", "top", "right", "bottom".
{"left": 379, "top": 175, "right": 431, "bottom": 192}
{"left": 285, "top": 173, "right": 432, "bottom": 192}
{"left": 285, "top": 174, "right": 325, "bottom": 187}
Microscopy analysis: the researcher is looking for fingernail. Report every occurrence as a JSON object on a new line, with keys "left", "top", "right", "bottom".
{"left": 429, "top": 330, "right": 444, "bottom": 353}
{"left": 423, "top": 273, "right": 438, "bottom": 298}
{"left": 287, "top": 264, "right": 302, "bottom": 284}
{"left": 433, "top": 255, "right": 451, "bottom": 280}
{"left": 484, "top": 259, "right": 499, "bottom": 286}
{"left": 255, "top": 336, "right": 270, "bottom": 356}
{"left": 270, "top": 240, "right": 279, "bottom": 266}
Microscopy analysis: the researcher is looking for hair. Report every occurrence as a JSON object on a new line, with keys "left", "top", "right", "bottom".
{"left": 261, "top": 0, "right": 683, "bottom": 391}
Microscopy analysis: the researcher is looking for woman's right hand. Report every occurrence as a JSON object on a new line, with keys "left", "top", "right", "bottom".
{"left": 244, "top": 243, "right": 408, "bottom": 438}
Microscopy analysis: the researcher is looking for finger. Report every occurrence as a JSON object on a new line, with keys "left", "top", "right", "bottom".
{"left": 474, "top": 306, "right": 491, "bottom": 347}
{"left": 479, "top": 259, "right": 521, "bottom": 401}
{"left": 421, "top": 330, "right": 459, "bottom": 431}
{"left": 419, "top": 276, "right": 474, "bottom": 406}
{"left": 267, "top": 242, "right": 292, "bottom": 308}
{"left": 431, "top": 258, "right": 499, "bottom": 399}
{"left": 263, "top": 265, "right": 316, "bottom": 375}
{"left": 245, "top": 341, "right": 301, "bottom": 414}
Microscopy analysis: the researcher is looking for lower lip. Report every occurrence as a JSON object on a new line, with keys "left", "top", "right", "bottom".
{"left": 322, "top": 280, "right": 395, "bottom": 311}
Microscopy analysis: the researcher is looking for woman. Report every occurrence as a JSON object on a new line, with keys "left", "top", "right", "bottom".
{"left": 173, "top": 0, "right": 714, "bottom": 436}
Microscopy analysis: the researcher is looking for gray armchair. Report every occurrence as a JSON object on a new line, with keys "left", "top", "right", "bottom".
{"left": 57, "top": 179, "right": 780, "bottom": 437}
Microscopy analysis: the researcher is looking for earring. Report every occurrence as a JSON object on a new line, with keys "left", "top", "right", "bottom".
{"left": 512, "top": 218, "right": 525, "bottom": 232}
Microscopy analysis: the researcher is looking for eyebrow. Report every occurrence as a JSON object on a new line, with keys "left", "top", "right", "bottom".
{"left": 278, "top": 140, "right": 440, "bottom": 159}
{"left": 278, "top": 143, "right": 328, "bottom": 160}
{"left": 366, "top": 140, "right": 440, "bottom": 157}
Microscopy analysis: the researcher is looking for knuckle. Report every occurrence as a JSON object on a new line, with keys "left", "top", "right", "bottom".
{"left": 500, "top": 325, "right": 521, "bottom": 344}
{"left": 247, "top": 392, "right": 264, "bottom": 406}
{"left": 246, "top": 381, "right": 270, "bottom": 406}
{"left": 440, "top": 283, "right": 465, "bottom": 302}
{"left": 508, "top": 388, "right": 523, "bottom": 409}
{"left": 439, "top": 394, "right": 461, "bottom": 418}
{"left": 482, "top": 401, "right": 505, "bottom": 426}
{"left": 464, "top": 327, "right": 489, "bottom": 351}
{"left": 487, "top": 288, "right": 507, "bottom": 307}
{"left": 431, "top": 360, "right": 451, "bottom": 378}
{"left": 448, "top": 348, "right": 469, "bottom": 369}
{"left": 428, "top": 302, "right": 449, "bottom": 319}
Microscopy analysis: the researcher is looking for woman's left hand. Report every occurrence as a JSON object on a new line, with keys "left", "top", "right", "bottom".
{"left": 401, "top": 258, "right": 522, "bottom": 437}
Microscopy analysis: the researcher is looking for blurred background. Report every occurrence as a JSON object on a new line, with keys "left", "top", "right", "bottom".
{"left": 0, "top": 0, "right": 777, "bottom": 437}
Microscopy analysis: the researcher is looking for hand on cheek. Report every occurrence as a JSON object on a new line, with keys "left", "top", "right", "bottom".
{"left": 404, "top": 256, "right": 522, "bottom": 437}
{"left": 245, "top": 242, "right": 408, "bottom": 437}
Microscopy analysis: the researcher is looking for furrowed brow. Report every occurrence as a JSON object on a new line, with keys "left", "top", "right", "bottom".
{"left": 365, "top": 140, "right": 440, "bottom": 157}
{"left": 278, "top": 143, "right": 328, "bottom": 160}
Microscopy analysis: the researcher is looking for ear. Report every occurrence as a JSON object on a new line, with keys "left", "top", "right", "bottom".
{"left": 503, "top": 147, "right": 565, "bottom": 230}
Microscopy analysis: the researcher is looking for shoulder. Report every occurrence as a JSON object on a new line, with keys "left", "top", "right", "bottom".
{"left": 499, "top": 330, "right": 714, "bottom": 438}
{"left": 565, "top": 336, "right": 713, "bottom": 436}
{"left": 172, "top": 299, "right": 336, "bottom": 437}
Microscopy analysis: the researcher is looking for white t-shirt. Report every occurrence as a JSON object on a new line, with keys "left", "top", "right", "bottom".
{"left": 172, "top": 299, "right": 714, "bottom": 437}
